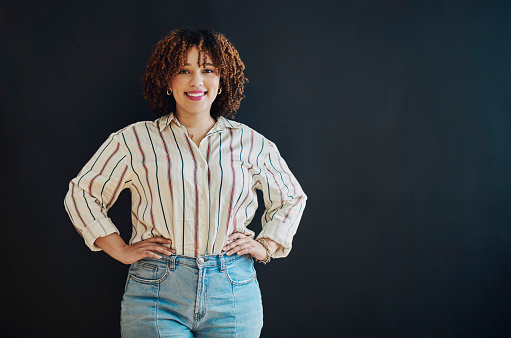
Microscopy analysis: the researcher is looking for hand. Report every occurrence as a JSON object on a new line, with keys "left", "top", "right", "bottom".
{"left": 95, "top": 234, "right": 176, "bottom": 265}
{"left": 117, "top": 237, "right": 176, "bottom": 265}
{"left": 222, "top": 233, "right": 276, "bottom": 261}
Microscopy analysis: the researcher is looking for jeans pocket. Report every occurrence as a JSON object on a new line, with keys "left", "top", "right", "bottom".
{"left": 224, "top": 255, "right": 257, "bottom": 286}
{"left": 129, "top": 260, "right": 169, "bottom": 284}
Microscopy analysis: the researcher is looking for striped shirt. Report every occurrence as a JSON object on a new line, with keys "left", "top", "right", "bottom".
{"left": 64, "top": 113, "right": 306, "bottom": 258}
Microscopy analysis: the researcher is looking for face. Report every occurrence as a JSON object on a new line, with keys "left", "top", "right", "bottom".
{"left": 169, "top": 45, "right": 220, "bottom": 119}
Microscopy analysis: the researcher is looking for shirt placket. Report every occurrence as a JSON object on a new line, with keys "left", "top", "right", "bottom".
{"left": 174, "top": 120, "right": 221, "bottom": 256}
{"left": 195, "top": 143, "right": 209, "bottom": 256}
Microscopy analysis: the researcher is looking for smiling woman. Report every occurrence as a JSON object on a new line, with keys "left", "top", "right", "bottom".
{"left": 142, "top": 29, "right": 246, "bottom": 120}
{"left": 64, "top": 28, "right": 307, "bottom": 337}
{"left": 168, "top": 46, "right": 220, "bottom": 145}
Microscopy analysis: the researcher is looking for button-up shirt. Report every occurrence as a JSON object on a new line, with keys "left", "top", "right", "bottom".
{"left": 64, "top": 114, "right": 306, "bottom": 258}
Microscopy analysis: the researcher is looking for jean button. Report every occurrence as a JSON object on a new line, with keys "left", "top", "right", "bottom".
{"left": 197, "top": 257, "right": 204, "bottom": 265}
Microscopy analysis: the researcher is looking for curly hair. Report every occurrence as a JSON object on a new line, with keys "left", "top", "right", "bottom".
{"left": 142, "top": 29, "right": 247, "bottom": 119}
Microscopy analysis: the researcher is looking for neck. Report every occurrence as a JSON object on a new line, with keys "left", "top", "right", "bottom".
{"left": 174, "top": 112, "right": 215, "bottom": 130}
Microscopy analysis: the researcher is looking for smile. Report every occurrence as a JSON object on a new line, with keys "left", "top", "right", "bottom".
{"left": 185, "top": 91, "right": 207, "bottom": 101}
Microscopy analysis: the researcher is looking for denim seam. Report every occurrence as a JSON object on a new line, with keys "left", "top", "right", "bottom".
{"left": 129, "top": 266, "right": 169, "bottom": 284}
{"left": 223, "top": 268, "right": 256, "bottom": 286}
{"left": 137, "top": 262, "right": 158, "bottom": 271}
{"left": 192, "top": 266, "right": 204, "bottom": 330}
{"left": 198, "top": 269, "right": 208, "bottom": 320}
{"left": 231, "top": 283, "right": 237, "bottom": 337}
{"left": 155, "top": 281, "right": 162, "bottom": 338}
{"left": 220, "top": 254, "right": 226, "bottom": 271}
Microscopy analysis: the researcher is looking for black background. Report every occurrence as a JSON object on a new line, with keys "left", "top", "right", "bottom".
{"left": 1, "top": 1, "right": 511, "bottom": 337}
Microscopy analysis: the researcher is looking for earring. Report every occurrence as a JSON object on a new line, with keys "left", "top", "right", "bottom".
{"left": 217, "top": 88, "right": 222, "bottom": 94}
{"left": 167, "top": 88, "right": 172, "bottom": 96}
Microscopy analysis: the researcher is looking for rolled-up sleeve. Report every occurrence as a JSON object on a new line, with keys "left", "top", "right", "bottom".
{"left": 64, "top": 133, "right": 131, "bottom": 251}
{"left": 256, "top": 140, "right": 307, "bottom": 258}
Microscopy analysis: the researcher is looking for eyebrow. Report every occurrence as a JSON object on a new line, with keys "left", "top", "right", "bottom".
{"left": 184, "top": 62, "right": 215, "bottom": 66}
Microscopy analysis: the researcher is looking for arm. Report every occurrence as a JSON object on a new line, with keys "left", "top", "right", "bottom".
{"left": 64, "top": 133, "right": 128, "bottom": 251}
{"left": 255, "top": 140, "right": 307, "bottom": 258}
{"left": 95, "top": 233, "right": 175, "bottom": 265}
{"left": 62, "top": 134, "right": 124, "bottom": 248}
{"left": 223, "top": 139, "right": 306, "bottom": 260}
{"left": 64, "top": 132, "right": 176, "bottom": 264}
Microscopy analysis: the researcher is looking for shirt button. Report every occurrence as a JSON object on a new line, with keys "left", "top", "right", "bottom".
{"left": 197, "top": 257, "right": 204, "bottom": 265}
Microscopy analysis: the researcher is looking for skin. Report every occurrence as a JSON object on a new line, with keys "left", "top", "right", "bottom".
{"left": 95, "top": 234, "right": 175, "bottom": 265}
{"left": 95, "top": 45, "right": 279, "bottom": 264}
{"left": 169, "top": 46, "right": 219, "bottom": 147}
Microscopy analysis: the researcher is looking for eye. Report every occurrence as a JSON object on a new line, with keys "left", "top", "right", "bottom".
{"left": 203, "top": 69, "right": 214, "bottom": 73}
{"left": 177, "top": 69, "right": 189, "bottom": 74}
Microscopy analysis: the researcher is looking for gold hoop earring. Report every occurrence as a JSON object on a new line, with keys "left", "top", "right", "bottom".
{"left": 167, "top": 88, "right": 172, "bottom": 96}
{"left": 217, "top": 88, "right": 222, "bottom": 94}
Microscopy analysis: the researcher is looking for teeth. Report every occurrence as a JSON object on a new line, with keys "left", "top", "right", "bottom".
{"left": 187, "top": 92, "right": 205, "bottom": 97}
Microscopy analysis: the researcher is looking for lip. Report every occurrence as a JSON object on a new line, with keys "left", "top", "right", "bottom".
{"left": 185, "top": 91, "right": 207, "bottom": 101}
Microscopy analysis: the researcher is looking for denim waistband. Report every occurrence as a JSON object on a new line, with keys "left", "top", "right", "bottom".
{"left": 154, "top": 252, "right": 250, "bottom": 269}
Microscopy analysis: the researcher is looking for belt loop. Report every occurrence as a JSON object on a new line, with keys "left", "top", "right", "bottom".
{"left": 169, "top": 255, "right": 176, "bottom": 271}
{"left": 220, "top": 254, "right": 226, "bottom": 272}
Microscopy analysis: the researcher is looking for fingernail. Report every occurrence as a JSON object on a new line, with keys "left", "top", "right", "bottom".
{"left": 155, "top": 254, "right": 162, "bottom": 259}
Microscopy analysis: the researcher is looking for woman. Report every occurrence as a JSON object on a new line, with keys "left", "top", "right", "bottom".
{"left": 64, "top": 28, "right": 306, "bottom": 337}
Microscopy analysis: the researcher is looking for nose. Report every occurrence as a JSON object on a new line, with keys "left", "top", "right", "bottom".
{"left": 189, "top": 71, "right": 204, "bottom": 87}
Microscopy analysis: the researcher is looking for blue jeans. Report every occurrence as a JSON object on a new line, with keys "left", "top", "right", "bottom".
{"left": 120, "top": 253, "right": 263, "bottom": 337}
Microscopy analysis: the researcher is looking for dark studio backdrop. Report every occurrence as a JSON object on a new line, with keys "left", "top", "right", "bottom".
{"left": 1, "top": 0, "right": 510, "bottom": 337}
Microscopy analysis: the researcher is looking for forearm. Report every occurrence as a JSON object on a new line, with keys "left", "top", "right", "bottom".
{"left": 94, "top": 233, "right": 129, "bottom": 262}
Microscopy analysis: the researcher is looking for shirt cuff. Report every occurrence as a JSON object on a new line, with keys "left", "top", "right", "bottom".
{"left": 256, "top": 221, "right": 295, "bottom": 258}
{"left": 82, "top": 217, "right": 120, "bottom": 251}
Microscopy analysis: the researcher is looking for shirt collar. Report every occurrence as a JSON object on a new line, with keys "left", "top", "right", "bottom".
{"left": 157, "top": 113, "right": 241, "bottom": 132}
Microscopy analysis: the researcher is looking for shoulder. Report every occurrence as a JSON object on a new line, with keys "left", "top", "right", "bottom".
{"left": 112, "top": 116, "right": 166, "bottom": 138}
{"left": 220, "top": 117, "right": 269, "bottom": 143}
{"left": 221, "top": 118, "right": 282, "bottom": 160}
{"left": 104, "top": 118, "right": 166, "bottom": 155}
